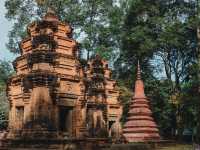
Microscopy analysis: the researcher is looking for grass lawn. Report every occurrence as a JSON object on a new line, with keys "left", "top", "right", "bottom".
{"left": 157, "top": 144, "right": 193, "bottom": 150}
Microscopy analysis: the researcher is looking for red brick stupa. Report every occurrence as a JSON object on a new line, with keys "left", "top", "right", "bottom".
{"left": 123, "top": 62, "right": 160, "bottom": 142}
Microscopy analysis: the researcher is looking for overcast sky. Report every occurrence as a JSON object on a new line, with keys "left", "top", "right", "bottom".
{"left": 0, "top": 0, "right": 16, "bottom": 61}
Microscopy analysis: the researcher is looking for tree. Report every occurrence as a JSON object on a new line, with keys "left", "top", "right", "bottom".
{"left": 156, "top": 0, "right": 196, "bottom": 92}
{"left": 145, "top": 78, "right": 176, "bottom": 138}
{"left": 0, "top": 61, "right": 13, "bottom": 129}
{"left": 4, "top": 0, "right": 200, "bottom": 141}
{"left": 114, "top": 0, "right": 162, "bottom": 82}
{"left": 4, "top": 0, "right": 122, "bottom": 61}
{"left": 114, "top": 0, "right": 198, "bottom": 140}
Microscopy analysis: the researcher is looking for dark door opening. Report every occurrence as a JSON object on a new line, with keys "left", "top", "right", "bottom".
{"left": 59, "top": 107, "right": 72, "bottom": 133}
{"left": 109, "top": 121, "right": 115, "bottom": 129}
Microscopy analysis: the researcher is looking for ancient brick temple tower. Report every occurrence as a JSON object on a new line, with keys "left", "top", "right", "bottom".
{"left": 84, "top": 55, "right": 123, "bottom": 137}
{"left": 5, "top": 9, "right": 122, "bottom": 149}
{"left": 123, "top": 62, "right": 160, "bottom": 142}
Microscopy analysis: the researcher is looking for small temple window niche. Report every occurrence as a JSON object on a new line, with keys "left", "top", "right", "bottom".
{"left": 16, "top": 106, "right": 24, "bottom": 121}
{"left": 109, "top": 121, "right": 115, "bottom": 130}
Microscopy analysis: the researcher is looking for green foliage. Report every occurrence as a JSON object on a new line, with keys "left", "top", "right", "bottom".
{"left": 121, "top": 0, "right": 161, "bottom": 60}
{"left": 117, "top": 80, "right": 133, "bottom": 123}
{"left": 3, "top": 0, "right": 200, "bottom": 141}
{"left": 0, "top": 61, "right": 13, "bottom": 129}
{"left": 180, "top": 63, "right": 200, "bottom": 143}
{"left": 113, "top": 0, "right": 198, "bottom": 140}
{"left": 0, "top": 61, "right": 13, "bottom": 86}
{"left": 145, "top": 78, "right": 176, "bottom": 138}
{"left": 0, "top": 91, "right": 9, "bottom": 130}
{"left": 4, "top": 0, "right": 122, "bottom": 61}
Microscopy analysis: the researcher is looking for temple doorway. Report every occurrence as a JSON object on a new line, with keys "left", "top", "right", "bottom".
{"left": 59, "top": 106, "right": 72, "bottom": 135}
{"left": 109, "top": 121, "right": 115, "bottom": 129}
{"left": 16, "top": 106, "right": 24, "bottom": 129}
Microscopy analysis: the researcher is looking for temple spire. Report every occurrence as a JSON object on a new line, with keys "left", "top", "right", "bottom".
{"left": 47, "top": 7, "right": 54, "bottom": 13}
{"left": 137, "top": 60, "right": 141, "bottom": 80}
{"left": 43, "top": 7, "right": 58, "bottom": 21}
{"left": 122, "top": 61, "right": 160, "bottom": 142}
{"left": 134, "top": 61, "right": 145, "bottom": 98}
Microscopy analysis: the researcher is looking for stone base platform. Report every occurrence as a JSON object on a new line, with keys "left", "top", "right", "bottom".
{"left": 103, "top": 140, "right": 175, "bottom": 150}
{"left": 108, "top": 143, "right": 154, "bottom": 150}
{"left": 0, "top": 138, "right": 110, "bottom": 150}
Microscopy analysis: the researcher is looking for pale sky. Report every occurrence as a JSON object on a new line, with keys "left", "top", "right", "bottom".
{"left": 0, "top": 0, "right": 16, "bottom": 61}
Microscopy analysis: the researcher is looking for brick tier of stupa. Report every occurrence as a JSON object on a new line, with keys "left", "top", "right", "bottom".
{"left": 123, "top": 62, "right": 160, "bottom": 142}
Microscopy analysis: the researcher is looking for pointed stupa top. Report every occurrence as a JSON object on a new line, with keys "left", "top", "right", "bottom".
{"left": 43, "top": 7, "right": 59, "bottom": 22}
{"left": 122, "top": 60, "right": 160, "bottom": 142}
{"left": 47, "top": 7, "right": 55, "bottom": 14}
{"left": 137, "top": 60, "right": 141, "bottom": 80}
{"left": 134, "top": 61, "right": 146, "bottom": 98}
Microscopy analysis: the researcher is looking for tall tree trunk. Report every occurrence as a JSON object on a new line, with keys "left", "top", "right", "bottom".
{"left": 196, "top": 0, "right": 200, "bottom": 143}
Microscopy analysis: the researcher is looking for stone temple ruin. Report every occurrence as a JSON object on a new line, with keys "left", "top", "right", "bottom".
{"left": 0, "top": 9, "right": 162, "bottom": 150}
{"left": 4, "top": 10, "right": 123, "bottom": 149}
